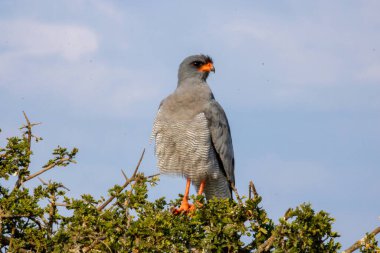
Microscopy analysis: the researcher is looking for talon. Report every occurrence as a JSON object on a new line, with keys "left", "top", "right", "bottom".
{"left": 172, "top": 201, "right": 194, "bottom": 215}
{"left": 172, "top": 178, "right": 205, "bottom": 215}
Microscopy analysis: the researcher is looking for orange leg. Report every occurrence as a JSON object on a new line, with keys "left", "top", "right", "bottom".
{"left": 173, "top": 178, "right": 193, "bottom": 214}
{"left": 197, "top": 180, "right": 205, "bottom": 195}
{"left": 189, "top": 180, "right": 206, "bottom": 211}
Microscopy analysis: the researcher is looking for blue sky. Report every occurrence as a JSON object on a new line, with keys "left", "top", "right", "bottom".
{"left": 1, "top": 0, "right": 379, "bottom": 248}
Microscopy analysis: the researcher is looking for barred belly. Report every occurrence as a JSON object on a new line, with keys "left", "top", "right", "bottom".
{"left": 152, "top": 113, "right": 220, "bottom": 184}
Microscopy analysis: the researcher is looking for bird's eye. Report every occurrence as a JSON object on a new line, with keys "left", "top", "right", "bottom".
{"left": 192, "top": 61, "right": 203, "bottom": 67}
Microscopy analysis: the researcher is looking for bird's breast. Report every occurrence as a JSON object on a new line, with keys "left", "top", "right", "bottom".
{"left": 158, "top": 85, "right": 212, "bottom": 121}
{"left": 152, "top": 112, "right": 220, "bottom": 182}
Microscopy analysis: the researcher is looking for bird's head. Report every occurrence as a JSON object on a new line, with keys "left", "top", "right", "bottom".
{"left": 178, "top": 54, "right": 215, "bottom": 85}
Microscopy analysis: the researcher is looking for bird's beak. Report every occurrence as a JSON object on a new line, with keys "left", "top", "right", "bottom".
{"left": 198, "top": 62, "right": 215, "bottom": 73}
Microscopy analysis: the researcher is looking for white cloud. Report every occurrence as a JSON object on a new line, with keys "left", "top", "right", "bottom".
{"left": 0, "top": 19, "right": 159, "bottom": 118}
{"left": 0, "top": 56, "right": 159, "bottom": 117}
{"left": 0, "top": 19, "right": 98, "bottom": 61}
{"left": 0, "top": 17, "right": 167, "bottom": 119}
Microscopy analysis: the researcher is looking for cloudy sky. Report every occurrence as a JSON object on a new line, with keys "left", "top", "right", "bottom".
{"left": 1, "top": 0, "right": 379, "bottom": 248}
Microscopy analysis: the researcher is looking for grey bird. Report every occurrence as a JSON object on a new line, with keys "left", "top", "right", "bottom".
{"left": 152, "top": 54, "right": 235, "bottom": 213}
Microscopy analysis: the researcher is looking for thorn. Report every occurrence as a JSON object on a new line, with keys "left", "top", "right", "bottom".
{"left": 38, "top": 177, "right": 48, "bottom": 185}
{"left": 121, "top": 169, "right": 128, "bottom": 181}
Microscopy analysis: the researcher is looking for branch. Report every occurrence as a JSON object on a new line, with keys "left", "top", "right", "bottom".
{"left": 55, "top": 203, "right": 69, "bottom": 207}
{"left": 82, "top": 236, "right": 107, "bottom": 253}
{"left": 343, "top": 226, "right": 380, "bottom": 253}
{"left": 47, "top": 191, "right": 57, "bottom": 238}
{"left": 21, "top": 111, "right": 41, "bottom": 152}
{"left": 14, "top": 112, "right": 41, "bottom": 189}
{"left": 147, "top": 173, "right": 160, "bottom": 178}
{"left": 21, "top": 157, "right": 70, "bottom": 184}
{"left": 225, "top": 175, "right": 243, "bottom": 205}
{"left": 256, "top": 208, "right": 292, "bottom": 253}
{"left": 0, "top": 214, "right": 35, "bottom": 219}
{"left": 110, "top": 172, "right": 159, "bottom": 210}
{"left": 97, "top": 149, "right": 145, "bottom": 211}
{"left": 22, "top": 111, "right": 32, "bottom": 149}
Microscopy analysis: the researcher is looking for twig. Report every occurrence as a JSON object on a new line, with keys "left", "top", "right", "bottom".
{"left": 110, "top": 172, "right": 159, "bottom": 210}
{"left": 343, "top": 226, "right": 380, "bottom": 253}
{"left": 97, "top": 149, "right": 145, "bottom": 211}
{"left": 225, "top": 175, "right": 243, "bottom": 205}
{"left": 82, "top": 236, "right": 107, "bottom": 253}
{"left": 22, "top": 111, "right": 32, "bottom": 153}
{"left": 14, "top": 112, "right": 41, "bottom": 189}
{"left": 29, "top": 216, "right": 43, "bottom": 230}
{"left": 0, "top": 214, "right": 35, "bottom": 218}
{"left": 47, "top": 191, "right": 57, "bottom": 238}
{"left": 21, "top": 111, "right": 41, "bottom": 154}
{"left": 56, "top": 182, "right": 70, "bottom": 191}
{"left": 257, "top": 208, "right": 292, "bottom": 253}
{"left": 9, "top": 226, "right": 16, "bottom": 251}
{"left": 21, "top": 157, "right": 70, "bottom": 184}
{"left": 249, "top": 180, "right": 258, "bottom": 199}
{"left": 55, "top": 203, "right": 69, "bottom": 207}
{"left": 147, "top": 173, "right": 160, "bottom": 178}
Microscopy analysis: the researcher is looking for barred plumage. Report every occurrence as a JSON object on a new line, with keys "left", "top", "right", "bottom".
{"left": 152, "top": 112, "right": 231, "bottom": 199}
{"left": 152, "top": 54, "right": 234, "bottom": 205}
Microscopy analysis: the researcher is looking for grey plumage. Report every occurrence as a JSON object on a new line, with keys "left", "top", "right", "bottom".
{"left": 152, "top": 55, "right": 235, "bottom": 199}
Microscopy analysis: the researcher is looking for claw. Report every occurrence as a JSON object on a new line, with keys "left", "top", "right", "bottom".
{"left": 172, "top": 178, "right": 205, "bottom": 215}
{"left": 172, "top": 199, "right": 203, "bottom": 215}
{"left": 172, "top": 200, "right": 194, "bottom": 215}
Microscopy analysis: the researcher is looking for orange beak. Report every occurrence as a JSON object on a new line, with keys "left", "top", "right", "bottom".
{"left": 198, "top": 62, "right": 215, "bottom": 73}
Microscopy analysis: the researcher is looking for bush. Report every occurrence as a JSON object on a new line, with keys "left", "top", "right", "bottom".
{"left": 0, "top": 114, "right": 378, "bottom": 252}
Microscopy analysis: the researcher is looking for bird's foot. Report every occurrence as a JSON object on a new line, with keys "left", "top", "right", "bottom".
{"left": 172, "top": 199, "right": 195, "bottom": 215}
{"left": 172, "top": 200, "right": 203, "bottom": 215}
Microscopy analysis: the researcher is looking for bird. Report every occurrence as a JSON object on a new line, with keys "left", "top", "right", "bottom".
{"left": 152, "top": 54, "right": 235, "bottom": 214}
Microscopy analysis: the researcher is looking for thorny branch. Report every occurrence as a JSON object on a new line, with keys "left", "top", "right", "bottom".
{"left": 21, "top": 157, "right": 71, "bottom": 185}
{"left": 47, "top": 190, "right": 57, "bottom": 238}
{"left": 343, "top": 226, "right": 380, "bottom": 253}
{"left": 21, "top": 111, "right": 41, "bottom": 159}
{"left": 147, "top": 173, "right": 160, "bottom": 178}
{"left": 14, "top": 112, "right": 41, "bottom": 189}
{"left": 22, "top": 111, "right": 35, "bottom": 150}
{"left": 256, "top": 208, "right": 292, "bottom": 253}
{"left": 225, "top": 175, "right": 243, "bottom": 206}
{"left": 0, "top": 214, "right": 34, "bottom": 219}
{"left": 82, "top": 236, "right": 107, "bottom": 253}
{"left": 97, "top": 149, "right": 145, "bottom": 211}
{"left": 80, "top": 150, "right": 147, "bottom": 252}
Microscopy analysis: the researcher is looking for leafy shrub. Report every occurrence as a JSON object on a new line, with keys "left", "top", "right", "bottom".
{"left": 0, "top": 115, "right": 378, "bottom": 253}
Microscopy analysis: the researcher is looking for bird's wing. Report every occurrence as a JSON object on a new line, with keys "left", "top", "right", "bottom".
{"left": 203, "top": 100, "right": 235, "bottom": 186}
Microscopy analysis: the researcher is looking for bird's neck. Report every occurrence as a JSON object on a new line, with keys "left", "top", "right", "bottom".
{"left": 177, "top": 75, "right": 208, "bottom": 87}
